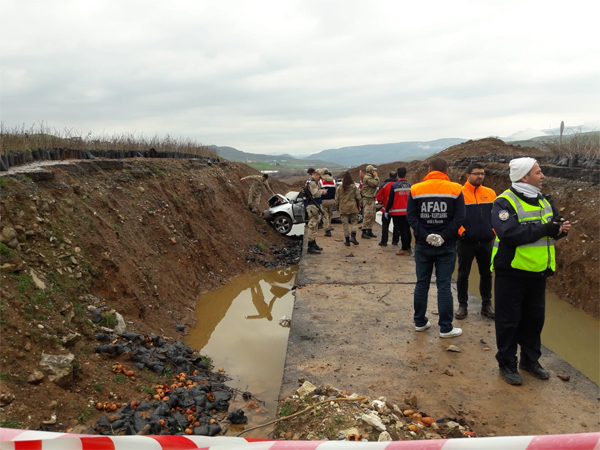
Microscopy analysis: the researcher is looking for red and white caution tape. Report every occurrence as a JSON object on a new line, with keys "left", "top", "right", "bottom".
{"left": 1, "top": 428, "right": 599, "bottom": 449}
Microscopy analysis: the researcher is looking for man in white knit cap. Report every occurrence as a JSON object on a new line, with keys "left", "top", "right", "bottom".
{"left": 490, "top": 157, "right": 571, "bottom": 385}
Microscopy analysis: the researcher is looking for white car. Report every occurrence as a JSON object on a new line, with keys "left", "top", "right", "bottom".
{"left": 263, "top": 191, "right": 363, "bottom": 235}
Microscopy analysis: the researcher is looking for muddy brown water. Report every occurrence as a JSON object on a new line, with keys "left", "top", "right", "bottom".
{"left": 185, "top": 266, "right": 298, "bottom": 438}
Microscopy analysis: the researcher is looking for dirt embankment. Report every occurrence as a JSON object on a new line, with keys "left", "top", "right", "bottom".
{"left": 0, "top": 159, "right": 296, "bottom": 431}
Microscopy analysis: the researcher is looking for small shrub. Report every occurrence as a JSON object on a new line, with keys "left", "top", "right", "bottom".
{"left": 143, "top": 387, "right": 157, "bottom": 396}
{"left": 0, "top": 420, "right": 23, "bottom": 429}
{"left": 0, "top": 242, "right": 12, "bottom": 257}
{"left": 113, "top": 374, "right": 127, "bottom": 384}
{"left": 280, "top": 405, "right": 294, "bottom": 416}
{"left": 15, "top": 274, "right": 36, "bottom": 293}
{"left": 105, "top": 313, "right": 117, "bottom": 328}
{"left": 78, "top": 408, "right": 94, "bottom": 423}
{"left": 333, "top": 415, "right": 345, "bottom": 425}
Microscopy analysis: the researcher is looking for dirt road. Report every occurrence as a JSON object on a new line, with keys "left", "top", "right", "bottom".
{"left": 279, "top": 222, "right": 599, "bottom": 437}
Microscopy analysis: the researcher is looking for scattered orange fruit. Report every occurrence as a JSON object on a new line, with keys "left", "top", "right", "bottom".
{"left": 422, "top": 417, "right": 434, "bottom": 427}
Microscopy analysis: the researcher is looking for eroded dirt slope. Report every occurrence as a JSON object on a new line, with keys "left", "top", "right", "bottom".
{"left": 0, "top": 159, "right": 296, "bottom": 431}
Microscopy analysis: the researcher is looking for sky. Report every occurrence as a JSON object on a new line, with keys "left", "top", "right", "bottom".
{"left": 1, "top": 1, "right": 598, "bottom": 156}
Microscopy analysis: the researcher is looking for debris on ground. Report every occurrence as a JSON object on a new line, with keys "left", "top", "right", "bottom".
{"left": 90, "top": 332, "right": 247, "bottom": 436}
{"left": 273, "top": 381, "right": 477, "bottom": 441}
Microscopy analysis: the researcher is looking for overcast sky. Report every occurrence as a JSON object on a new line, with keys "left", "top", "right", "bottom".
{"left": 1, "top": 0, "right": 598, "bottom": 155}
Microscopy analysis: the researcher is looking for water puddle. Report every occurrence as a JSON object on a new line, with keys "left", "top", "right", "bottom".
{"left": 186, "top": 266, "right": 298, "bottom": 438}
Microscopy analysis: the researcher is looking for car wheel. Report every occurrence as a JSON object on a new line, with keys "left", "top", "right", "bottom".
{"left": 272, "top": 213, "right": 293, "bottom": 235}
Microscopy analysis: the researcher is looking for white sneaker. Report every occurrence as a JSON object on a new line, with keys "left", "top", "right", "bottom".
{"left": 439, "top": 327, "right": 462, "bottom": 338}
{"left": 415, "top": 320, "right": 431, "bottom": 332}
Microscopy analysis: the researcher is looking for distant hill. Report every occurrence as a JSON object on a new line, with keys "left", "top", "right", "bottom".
{"left": 211, "top": 145, "right": 340, "bottom": 168}
{"left": 303, "top": 139, "right": 467, "bottom": 166}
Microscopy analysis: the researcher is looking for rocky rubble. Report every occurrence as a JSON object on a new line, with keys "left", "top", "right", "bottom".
{"left": 274, "top": 380, "right": 478, "bottom": 442}
{"left": 89, "top": 331, "right": 257, "bottom": 436}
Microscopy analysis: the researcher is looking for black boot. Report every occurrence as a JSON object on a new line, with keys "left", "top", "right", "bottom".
{"left": 307, "top": 240, "right": 321, "bottom": 254}
{"left": 519, "top": 359, "right": 549, "bottom": 380}
{"left": 499, "top": 361, "right": 523, "bottom": 385}
{"left": 481, "top": 304, "right": 495, "bottom": 319}
{"left": 350, "top": 232, "right": 359, "bottom": 245}
{"left": 367, "top": 229, "right": 377, "bottom": 238}
{"left": 455, "top": 305, "right": 468, "bottom": 320}
{"left": 344, "top": 237, "right": 351, "bottom": 246}
{"left": 324, "top": 230, "right": 332, "bottom": 237}
{"left": 313, "top": 240, "right": 323, "bottom": 251}
{"left": 361, "top": 229, "right": 371, "bottom": 239}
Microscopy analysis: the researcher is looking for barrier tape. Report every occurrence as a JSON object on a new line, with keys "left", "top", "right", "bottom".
{"left": 1, "top": 429, "right": 599, "bottom": 449}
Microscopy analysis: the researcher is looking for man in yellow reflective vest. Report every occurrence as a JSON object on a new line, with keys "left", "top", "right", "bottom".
{"left": 491, "top": 157, "right": 571, "bottom": 385}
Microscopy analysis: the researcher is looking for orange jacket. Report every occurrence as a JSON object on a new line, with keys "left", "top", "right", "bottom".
{"left": 406, "top": 171, "right": 465, "bottom": 247}
{"left": 458, "top": 181, "right": 496, "bottom": 241}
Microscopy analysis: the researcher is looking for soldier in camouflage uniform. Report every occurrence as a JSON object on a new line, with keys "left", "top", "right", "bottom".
{"left": 304, "top": 170, "right": 325, "bottom": 254}
{"left": 335, "top": 171, "right": 361, "bottom": 246}
{"left": 361, "top": 164, "right": 380, "bottom": 239}
{"left": 240, "top": 174, "right": 274, "bottom": 213}
{"left": 319, "top": 168, "right": 337, "bottom": 237}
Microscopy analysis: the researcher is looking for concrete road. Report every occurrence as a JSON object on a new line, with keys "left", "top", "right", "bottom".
{"left": 280, "top": 222, "right": 599, "bottom": 437}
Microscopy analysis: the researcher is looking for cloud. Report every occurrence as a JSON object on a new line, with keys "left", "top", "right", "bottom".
{"left": 1, "top": 0, "right": 598, "bottom": 154}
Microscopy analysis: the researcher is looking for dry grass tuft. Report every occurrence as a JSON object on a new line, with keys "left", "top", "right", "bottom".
{"left": 0, "top": 122, "right": 216, "bottom": 158}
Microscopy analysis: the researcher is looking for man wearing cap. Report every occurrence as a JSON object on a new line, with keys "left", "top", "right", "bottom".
{"left": 406, "top": 157, "right": 465, "bottom": 339}
{"left": 361, "top": 165, "right": 379, "bottom": 239}
{"left": 491, "top": 157, "right": 571, "bottom": 385}
{"left": 455, "top": 163, "right": 497, "bottom": 320}
{"left": 240, "top": 174, "right": 275, "bottom": 214}
{"left": 319, "top": 169, "right": 337, "bottom": 237}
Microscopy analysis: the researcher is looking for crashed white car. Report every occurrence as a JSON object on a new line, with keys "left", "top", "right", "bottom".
{"left": 263, "top": 191, "right": 363, "bottom": 235}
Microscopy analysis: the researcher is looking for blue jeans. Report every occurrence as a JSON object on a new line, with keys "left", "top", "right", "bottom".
{"left": 413, "top": 244, "right": 457, "bottom": 333}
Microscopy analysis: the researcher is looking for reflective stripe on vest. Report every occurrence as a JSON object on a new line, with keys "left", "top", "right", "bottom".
{"left": 389, "top": 208, "right": 407, "bottom": 213}
{"left": 491, "top": 190, "right": 555, "bottom": 272}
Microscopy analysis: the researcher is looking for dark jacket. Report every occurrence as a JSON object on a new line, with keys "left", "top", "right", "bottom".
{"left": 491, "top": 187, "right": 566, "bottom": 277}
{"left": 406, "top": 171, "right": 465, "bottom": 248}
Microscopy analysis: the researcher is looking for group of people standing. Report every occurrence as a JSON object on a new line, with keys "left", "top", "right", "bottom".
{"left": 241, "top": 155, "right": 571, "bottom": 386}
{"left": 302, "top": 157, "right": 571, "bottom": 386}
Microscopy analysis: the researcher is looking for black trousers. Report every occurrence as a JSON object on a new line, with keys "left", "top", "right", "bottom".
{"left": 494, "top": 274, "right": 546, "bottom": 367}
{"left": 394, "top": 215, "right": 412, "bottom": 251}
{"left": 380, "top": 214, "right": 400, "bottom": 245}
{"left": 456, "top": 239, "right": 493, "bottom": 306}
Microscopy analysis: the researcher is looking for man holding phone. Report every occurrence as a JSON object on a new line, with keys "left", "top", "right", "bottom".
{"left": 491, "top": 157, "right": 571, "bottom": 385}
